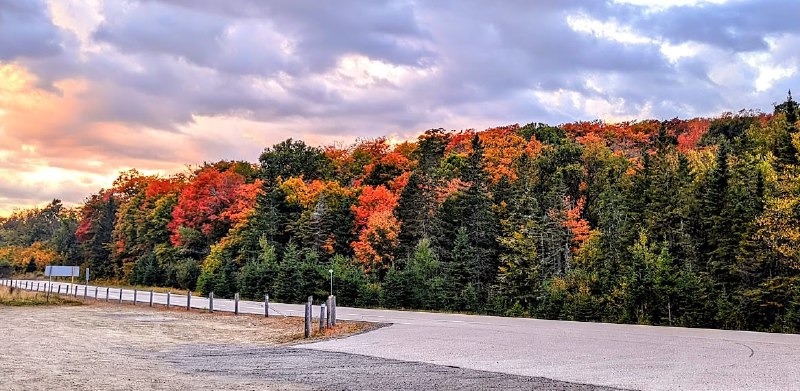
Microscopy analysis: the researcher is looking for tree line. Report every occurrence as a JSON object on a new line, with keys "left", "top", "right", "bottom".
{"left": 1, "top": 93, "right": 799, "bottom": 333}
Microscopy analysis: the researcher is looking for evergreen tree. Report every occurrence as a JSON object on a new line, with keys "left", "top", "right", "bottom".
{"left": 238, "top": 238, "right": 279, "bottom": 299}
{"left": 275, "top": 243, "right": 305, "bottom": 302}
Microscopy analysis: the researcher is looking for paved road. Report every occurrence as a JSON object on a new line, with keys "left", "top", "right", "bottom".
{"left": 6, "top": 279, "right": 800, "bottom": 390}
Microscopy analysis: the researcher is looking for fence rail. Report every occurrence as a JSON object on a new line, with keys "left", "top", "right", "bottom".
{"left": 0, "top": 278, "right": 337, "bottom": 338}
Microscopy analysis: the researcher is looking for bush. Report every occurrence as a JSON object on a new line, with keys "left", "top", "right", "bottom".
{"left": 0, "top": 260, "right": 11, "bottom": 278}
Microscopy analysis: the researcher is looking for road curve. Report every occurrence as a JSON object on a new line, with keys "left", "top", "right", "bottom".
{"left": 5, "top": 279, "right": 800, "bottom": 390}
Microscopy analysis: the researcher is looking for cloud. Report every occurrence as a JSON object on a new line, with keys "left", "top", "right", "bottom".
{"left": 628, "top": 0, "right": 800, "bottom": 52}
{"left": 0, "top": 0, "right": 63, "bottom": 60}
{"left": 0, "top": 0, "right": 799, "bottom": 215}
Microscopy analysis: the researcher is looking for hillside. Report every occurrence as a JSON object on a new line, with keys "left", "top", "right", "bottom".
{"left": 2, "top": 93, "right": 799, "bottom": 333}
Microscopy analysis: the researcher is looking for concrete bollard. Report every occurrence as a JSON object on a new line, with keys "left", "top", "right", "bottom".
{"left": 234, "top": 293, "right": 239, "bottom": 315}
{"left": 166, "top": 291, "right": 171, "bottom": 308}
{"left": 209, "top": 292, "right": 214, "bottom": 313}
{"left": 264, "top": 294, "right": 269, "bottom": 318}
{"left": 133, "top": 290, "right": 137, "bottom": 305}
{"left": 150, "top": 290, "right": 154, "bottom": 307}
{"left": 320, "top": 304, "right": 326, "bottom": 332}
{"left": 186, "top": 291, "right": 191, "bottom": 311}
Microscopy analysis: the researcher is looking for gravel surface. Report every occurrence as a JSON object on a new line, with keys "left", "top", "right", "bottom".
{"left": 0, "top": 304, "right": 617, "bottom": 390}
{"left": 166, "top": 344, "right": 620, "bottom": 390}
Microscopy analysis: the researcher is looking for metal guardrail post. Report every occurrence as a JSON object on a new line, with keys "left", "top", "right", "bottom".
{"left": 327, "top": 296, "right": 332, "bottom": 327}
{"left": 331, "top": 295, "right": 337, "bottom": 326}
{"left": 320, "top": 304, "right": 326, "bottom": 332}
{"left": 304, "top": 301, "right": 311, "bottom": 338}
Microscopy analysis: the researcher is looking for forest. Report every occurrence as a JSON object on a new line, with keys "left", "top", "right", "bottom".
{"left": 1, "top": 93, "right": 799, "bottom": 333}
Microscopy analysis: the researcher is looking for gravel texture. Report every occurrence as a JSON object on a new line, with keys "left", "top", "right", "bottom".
{"left": 165, "top": 344, "right": 621, "bottom": 390}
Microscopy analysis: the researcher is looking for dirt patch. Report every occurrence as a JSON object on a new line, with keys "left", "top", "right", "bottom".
{"left": 0, "top": 285, "right": 82, "bottom": 306}
{"left": 0, "top": 303, "right": 373, "bottom": 390}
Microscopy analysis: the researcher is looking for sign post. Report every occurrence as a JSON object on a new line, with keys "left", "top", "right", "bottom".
{"left": 45, "top": 265, "right": 80, "bottom": 301}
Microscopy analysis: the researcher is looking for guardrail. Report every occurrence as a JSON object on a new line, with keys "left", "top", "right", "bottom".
{"left": 0, "top": 278, "right": 337, "bottom": 338}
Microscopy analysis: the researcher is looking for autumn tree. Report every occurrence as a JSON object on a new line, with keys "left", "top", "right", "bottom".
{"left": 259, "top": 139, "right": 331, "bottom": 183}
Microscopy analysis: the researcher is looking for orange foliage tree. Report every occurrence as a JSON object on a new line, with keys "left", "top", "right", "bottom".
{"left": 351, "top": 185, "right": 400, "bottom": 272}
{"left": 168, "top": 168, "right": 259, "bottom": 246}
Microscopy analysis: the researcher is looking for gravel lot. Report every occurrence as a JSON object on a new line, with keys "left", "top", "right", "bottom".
{"left": 0, "top": 304, "right": 618, "bottom": 390}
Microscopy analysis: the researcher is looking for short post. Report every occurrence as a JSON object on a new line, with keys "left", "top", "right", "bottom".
{"left": 234, "top": 293, "right": 239, "bottom": 315}
{"left": 58, "top": 285, "right": 62, "bottom": 295}
{"left": 118, "top": 288, "right": 123, "bottom": 304}
{"left": 65, "top": 284, "right": 69, "bottom": 295}
{"left": 320, "top": 304, "right": 326, "bottom": 332}
{"left": 83, "top": 285, "right": 87, "bottom": 300}
{"left": 304, "top": 301, "right": 312, "bottom": 338}
{"left": 186, "top": 291, "right": 191, "bottom": 310}
{"left": 106, "top": 287, "right": 110, "bottom": 302}
{"left": 133, "top": 289, "right": 138, "bottom": 305}
{"left": 264, "top": 294, "right": 269, "bottom": 318}
{"left": 331, "top": 295, "right": 337, "bottom": 326}
{"left": 149, "top": 290, "right": 154, "bottom": 307}
{"left": 208, "top": 292, "right": 214, "bottom": 312}
{"left": 326, "top": 296, "right": 332, "bottom": 327}
{"left": 95, "top": 287, "right": 98, "bottom": 300}
{"left": 166, "top": 291, "right": 171, "bottom": 308}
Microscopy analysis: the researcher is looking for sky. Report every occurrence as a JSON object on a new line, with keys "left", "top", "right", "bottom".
{"left": 1, "top": 0, "right": 799, "bottom": 216}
